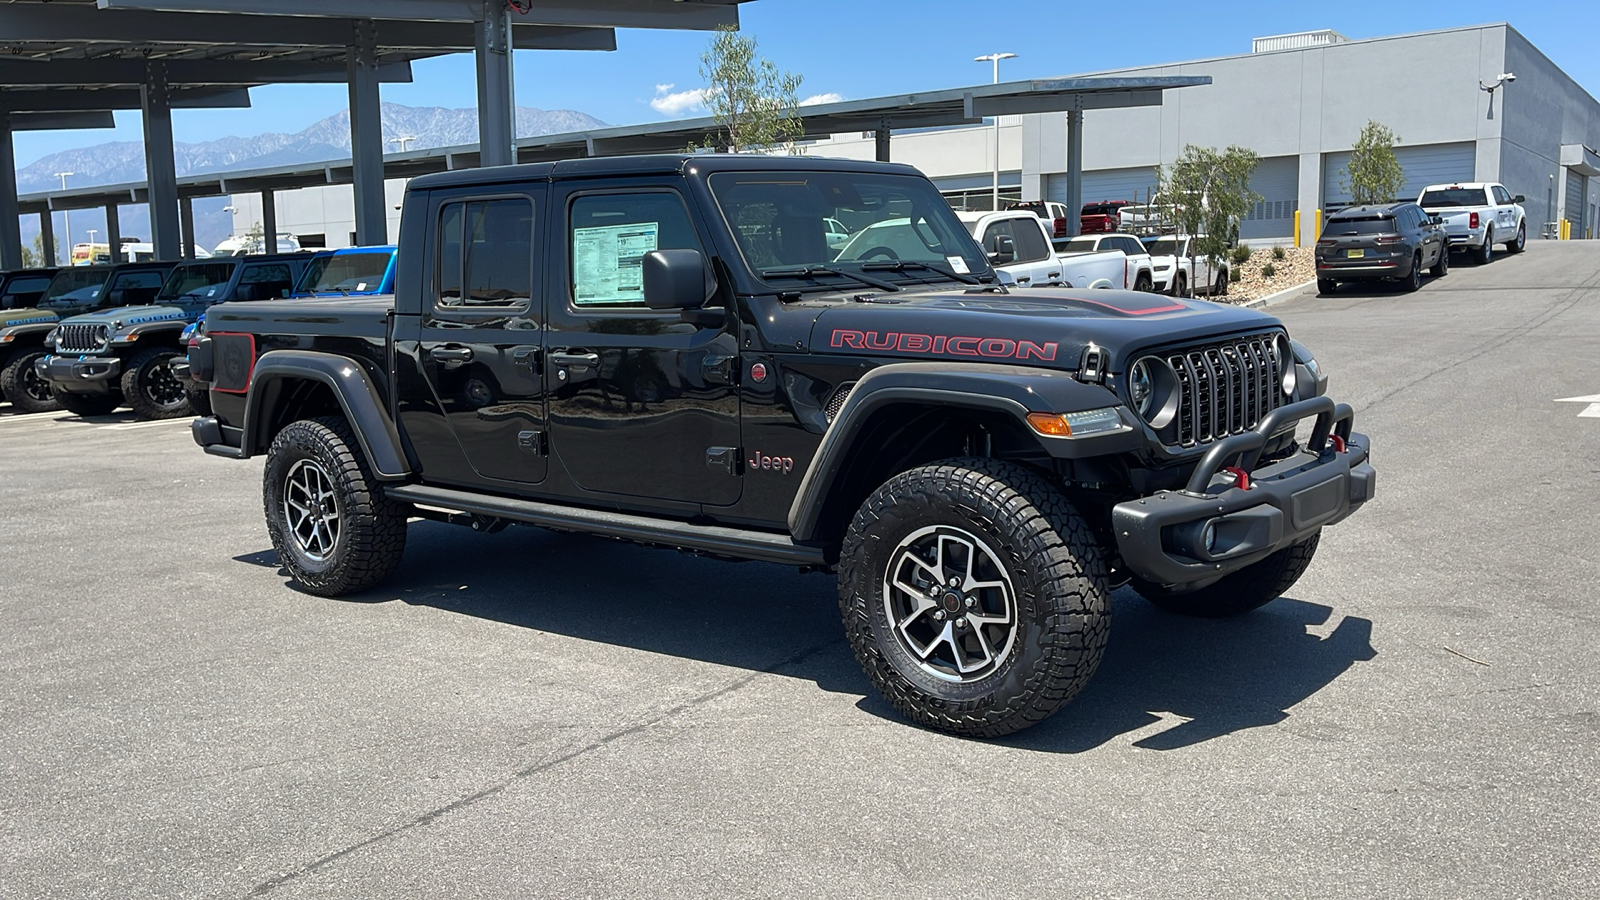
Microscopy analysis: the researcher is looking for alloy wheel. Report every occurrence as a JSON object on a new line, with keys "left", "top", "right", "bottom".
{"left": 144, "top": 358, "right": 186, "bottom": 408}
{"left": 882, "top": 524, "right": 1018, "bottom": 683}
{"left": 283, "top": 459, "right": 342, "bottom": 562}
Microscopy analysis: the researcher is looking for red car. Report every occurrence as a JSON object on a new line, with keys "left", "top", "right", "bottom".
{"left": 1080, "top": 200, "right": 1132, "bottom": 234}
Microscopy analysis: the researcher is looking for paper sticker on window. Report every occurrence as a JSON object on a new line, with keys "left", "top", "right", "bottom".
{"left": 946, "top": 255, "right": 970, "bottom": 274}
{"left": 573, "top": 221, "right": 660, "bottom": 305}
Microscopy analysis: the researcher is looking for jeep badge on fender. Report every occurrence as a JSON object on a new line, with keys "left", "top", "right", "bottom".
{"left": 189, "top": 153, "right": 1375, "bottom": 739}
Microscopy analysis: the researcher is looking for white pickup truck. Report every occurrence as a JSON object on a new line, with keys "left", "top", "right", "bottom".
{"left": 1055, "top": 233, "right": 1155, "bottom": 293}
{"left": 1140, "top": 233, "right": 1229, "bottom": 298}
{"left": 955, "top": 211, "right": 1126, "bottom": 288}
{"left": 1416, "top": 182, "right": 1527, "bottom": 264}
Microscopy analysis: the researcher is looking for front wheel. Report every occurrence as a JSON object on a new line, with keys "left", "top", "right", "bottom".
{"left": 263, "top": 417, "right": 408, "bottom": 597}
{"left": 1132, "top": 531, "right": 1321, "bottom": 618}
{"left": 1506, "top": 221, "right": 1526, "bottom": 253}
{"left": 120, "top": 348, "right": 192, "bottom": 419}
{"left": 838, "top": 458, "right": 1111, "bottom": 738}
{"left": 1212, "top": 268, "right": 1228, "bottom": 297}
{"left": 1133, "top": 273, "right": 1153, "bottom": 293}
{"left": 0, "top": 349, "right": 60, "bottom": 413}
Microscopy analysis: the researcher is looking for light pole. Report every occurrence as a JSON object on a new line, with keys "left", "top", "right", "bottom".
{"left": 388, "top": 135, "right": 417, "bottom": 153}
{"left": 53, "top": 172, "right": 73, "bottom": 264}
{"left": 974, "top": 53, "right": 1017, "bottom": 211}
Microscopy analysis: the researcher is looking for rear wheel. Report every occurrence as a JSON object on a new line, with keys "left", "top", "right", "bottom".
{"left": 55, "top": 390, "right": 121, "bottom": 418}
{"left": 1317, "top": 278, "right": 1337, "bottom": 296}
{"left": 1133, "top": 273, "right": 1153, "bottom": 293}
{"left": 1475, "top": 228, "right": 1494, "bottom": 265}
{"left": 1506, "top": 221, "right": 1526, "bottom": 253}
{"left": 1132, "top": 532, "right": 1321, "bottom": 618}
{"left": 838, "top": 457, "right": 1111, "bottom": 737}
{"left": 1212, "top": 268, "right": 1228, "bottom": 297}
{"left": 0, "top": 349, "right": 60, "bottom": 413}
{"left": 1430, "top": 242, "right": 1450, "bottom": 277}
{"left": 121, "top": 348, "right": 192, "bottom": 419}
{"left": 1401, "top": 253, "right": 1423, "bottom": 292}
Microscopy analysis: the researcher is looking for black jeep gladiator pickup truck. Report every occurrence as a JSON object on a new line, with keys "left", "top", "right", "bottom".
{"left": 189, "top": 155, "right": 1375, "bottom": 737}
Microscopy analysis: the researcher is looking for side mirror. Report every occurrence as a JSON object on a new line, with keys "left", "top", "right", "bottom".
{"left": 1513, "top": 194, "right": 1526, "bottom": 204}
{"left": 1429, "top": 214, "right": 1443, "bottom": 225}
{"left": 987, "top": 234, "right": 1016, "bottom": 265}
{"left": 642, "top": 249, "right": 708, "bottom": 310}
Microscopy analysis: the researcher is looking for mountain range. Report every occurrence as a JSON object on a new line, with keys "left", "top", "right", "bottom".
{"left": 17, "top": 102, "right": 607, "bottom": 255}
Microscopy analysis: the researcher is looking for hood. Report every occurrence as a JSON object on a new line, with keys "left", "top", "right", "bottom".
{"left": 0, "top": 307, "right": 61, "bottom": 328}
{"left": 59, "top": 304, "right": 193, "bottom": 328}
{"left": 807, "top": 287, "right": 1281, "bottom": 371}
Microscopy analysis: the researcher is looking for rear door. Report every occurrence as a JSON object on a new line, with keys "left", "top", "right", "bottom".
{"left": 413, "top": 188, "right": 548, "bottom": 486}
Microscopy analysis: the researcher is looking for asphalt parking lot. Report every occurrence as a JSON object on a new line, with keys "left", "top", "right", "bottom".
{"left": 2, "top": 241, "right": 1597, "bottom": 899}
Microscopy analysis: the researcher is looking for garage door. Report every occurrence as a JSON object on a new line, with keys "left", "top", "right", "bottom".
{"left": 1241, "top": 156, "right": 1299, "bottom": 240}
{"left": 1323, "top": 142, "right": 1476, "bottom": 208}
{"left": 1047, "top": 167, "right": 1162, "bottom": 208}
{"left": 1565, "top": 171, "right": 1586, "bottom": 233}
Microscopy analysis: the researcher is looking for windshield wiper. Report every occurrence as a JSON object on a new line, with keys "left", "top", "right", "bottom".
{"left": 762, "top": 265, "right": 901, "bottom": 293}
{"left": 860, "top": 259, "right": 983, "bottom": 286}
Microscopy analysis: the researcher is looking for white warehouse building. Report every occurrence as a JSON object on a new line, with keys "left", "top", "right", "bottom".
{"left": 230, "top": 22, "right": 1600, "bottom": 249}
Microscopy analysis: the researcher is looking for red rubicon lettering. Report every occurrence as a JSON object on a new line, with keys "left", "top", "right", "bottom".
{"left": 831, "top": 330, "right": 865, "bottom": 349}
{"left": 948, "top": 336, "right": 981, "bottom": 356}
{"left": 864, "top": 332, "right": 897, "bottom": 351}
{"left": 897, "top": 333, "right": 932, "bottom": 352}
{"left": 829, "top": 329, "right": 1058, "bottom": 362}
{"left": 1017, "top": 340, "right": 1057, "bottom": 361}
{"left": 979, "top": 338, "right": 1016, "bottom": 358}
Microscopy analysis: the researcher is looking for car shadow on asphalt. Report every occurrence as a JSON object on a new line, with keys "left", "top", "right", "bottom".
{"left": 237, "top": 523, "right": 1377, "bottom": 753}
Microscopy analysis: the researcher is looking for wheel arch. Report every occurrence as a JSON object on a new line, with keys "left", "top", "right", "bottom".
{"left": 242, "top": 350, "right": 409, "bottom": 480}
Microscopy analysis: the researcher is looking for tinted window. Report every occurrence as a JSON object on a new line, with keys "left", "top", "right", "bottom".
{"left": 1010, "top": 218, "right": 1050, "bottom": 262}
{"left": 160, "top": 263, "right": 235, "bottom": 300}
{"left": 437, "top": 198, "right": 534, "bottom": 307}
{"left": 2, "top": 275, "right": 52, "bottom": 308}
{"left": 569, "top": 192, "right": 700, "bottom": 308}
{"left": 302, "top": 252, "right": 392, "bottom": 294}
{"left": 1058, "top": 237, "right": 1100, "bottom": 254}
{"left": 1327, "top": 216, "right": 1397, "bottom": 236}
{"left": 1143, "top": 237, "right": 1180, "bottom": 257}
{"left": 109, "top": 271, "right": 166, "bottom": 292}
{"left": 238, "top": 263, "right": 295, "bottom": 301}
{"left": 1493, "top": 186, "right": 1512, "bottom": 204}
{"left": 1420, "top": 188, "right": 1491, "bottom": 209}
{"left": 41, "top": 269, "right": 109, "bottom": 305}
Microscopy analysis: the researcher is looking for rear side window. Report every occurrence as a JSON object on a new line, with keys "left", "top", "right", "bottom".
{"left": 1327, "top": 216, "right": 1396, "bottom": 236}
{"left": 437, "top": 198, "right": 534, "bottom": 307}
{"left": 238, "top": 264, "right": 294, "bottom": 301}
{"left": 1058, "top": 237, "right": 1099, "bottom": 254}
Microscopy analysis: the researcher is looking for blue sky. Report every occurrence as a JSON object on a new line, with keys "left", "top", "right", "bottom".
{"left": 12, "top": 0, "right": 1599, "bottom": 168}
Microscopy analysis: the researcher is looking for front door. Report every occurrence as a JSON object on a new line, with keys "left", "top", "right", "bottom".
{"left": 544, "top": 183, "right": 741, "bottom": 507}
{"left": 415, "top": 189, "right": 548, "bottom": 486}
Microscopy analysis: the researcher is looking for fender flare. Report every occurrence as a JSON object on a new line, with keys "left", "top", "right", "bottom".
{"left": 785, "top": 361, "right": 1142, "bottom": 542}
{"left": 242, "top": 350, "right": 410, "bottom": 480}
{"left": 123, "top": 321, "right": 189, "bottom": 343}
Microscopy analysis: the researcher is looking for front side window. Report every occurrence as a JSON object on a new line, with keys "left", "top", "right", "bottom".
{"left": 569, "top": 192, "right": 703, "bottom": 308}
{"left": 108, "top": 270, "right": 166, "bottom": 294}
{"left": 1010, "top": 219, "right": 1050, "bottom": 262}
{"left": 436, "top": 198, "right": 534, "bottom": 307}
{"left": 239, "top": 264, "right": 295, "bottom": 300}
{"left": 159, "top": 263, "right": 235, "bottom": 301}
{"left": 710, "top": 171, "right": 987, "bottom": 285}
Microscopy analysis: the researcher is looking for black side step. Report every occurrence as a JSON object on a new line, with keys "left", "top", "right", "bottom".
{"left": 386, "top": 484, "right": 829, "bottom": 567}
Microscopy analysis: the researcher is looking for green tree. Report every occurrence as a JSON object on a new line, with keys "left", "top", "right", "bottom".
{"left": 245, "top": 221, "right": 266, "bottom": 254}
{"left": 1159, "top": 144, "right": 1259, "bottom": 291}
{"left": 19, "top": 233, "right": 47, "bottom": 268}
{"left": 698, "top": 26, "right": 804, "bottom": 153}
{"left": 1342, "top": 120, "right": 1405, "bottom": 205}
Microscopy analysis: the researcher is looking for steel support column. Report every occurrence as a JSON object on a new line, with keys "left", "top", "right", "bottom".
{"left": 348, "top": 18, "right": 387, "bottom": 244}
{"left": 39, "top": 209, "right": 55, "bottom": 266}
{"left": 1064, "top": 108, "right": 1084, "bottom": 237}
{"left": 104, "top": 203, "right": 122, "bottom": 261}
{"left": 875, "top": 118, "right": 891, "bottom": 162}
{"left": 0, "top": 114, "right": 20, "bottom": 270}
{"left": 261, "top": 189, "right": 278, "bottom": 253}
{"left": 142, "top": 61, "right": 181, "bottom": 261}
{"left": 475, "top": 0, "right": 516, "bottom": 168}
{"left": 180, "top": 195, "right": 196, "bottom": 259}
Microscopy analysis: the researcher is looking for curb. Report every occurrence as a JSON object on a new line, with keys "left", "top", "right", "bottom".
{"left": 1240, "top": 278, "right": 1317, "bottom": 309}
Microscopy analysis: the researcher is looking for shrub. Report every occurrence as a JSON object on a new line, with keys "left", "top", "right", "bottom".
{"left": 1229, "top": 245, "right": 1252, "bottom": 265}
{"left": 1231, "top": 266, "right": 1244, "bottom": 282}
{"left": 1271, "top": 246, "right": 1287, "bottom": 261}
{"left": 1260, "top": 262, "right": 1277, "bottom": 278}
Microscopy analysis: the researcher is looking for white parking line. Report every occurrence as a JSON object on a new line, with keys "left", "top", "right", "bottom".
{"left": 102, "top": 418, "right": 193, "bottom": 431}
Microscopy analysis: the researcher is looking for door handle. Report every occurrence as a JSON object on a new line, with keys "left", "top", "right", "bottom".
{"left": 549, "top": 351, "right": 600, "bottom": 369}
{"left": 1016, "top": 276, "right": 1031, "bottom": 284}
{"left": 431, "top": 346, "right": 474, "bottom": 363}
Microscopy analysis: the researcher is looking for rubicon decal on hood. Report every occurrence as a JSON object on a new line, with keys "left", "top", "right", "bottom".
{"left": 126, "top": 312, "right": 186, "bottom": 326}
{"left": 830, "top": 329, "right": 1058, "bottom": 361}
{"left": 1, "top": 316, "right": 54, "bottom": 327}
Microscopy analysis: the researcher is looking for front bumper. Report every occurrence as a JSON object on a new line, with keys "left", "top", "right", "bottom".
{"left": 1112, "top": 396, "right": 1376, "bottom": 586}
{"left": 36, "top": 354, "right": 122, "bottom": 394}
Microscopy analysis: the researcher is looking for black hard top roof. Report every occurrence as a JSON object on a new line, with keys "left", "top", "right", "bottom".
{"left": 176, "top": 253, "right": 315, "bottom": 266}
{"left": 409, "top": 153, "right": 922, "bottom": 192}
{"left": 2, "top": 267, "right": 60, "bottom": 277}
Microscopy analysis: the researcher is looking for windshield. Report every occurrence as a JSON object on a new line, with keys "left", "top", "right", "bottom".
{"left": 40, "top": 268, "right": 110, "bottom": 305}
{"left": 159, "top": 262, "right": 236, "bottom": 300}
{"left": 708, "top": 171, "right": 988, "bottom": 285}
{"left": 1327, "top": 216, "right": 1396, "bottom": 236}
{"left": 300, "top": 252, "right": 391, "bottom": 293}
{"left": 1420, "top": 188, "right": 1490, "bottom": 209}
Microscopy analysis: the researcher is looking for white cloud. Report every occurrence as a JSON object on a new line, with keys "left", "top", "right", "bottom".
{"left": 800, "top": 92, "right": 844, "bottom": 107}
{"left": 650, "top": 84, "right": 707, "bottom": 116}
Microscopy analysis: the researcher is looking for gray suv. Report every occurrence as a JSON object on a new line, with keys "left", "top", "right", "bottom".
{"left": 1315, "top": 202, "right": 1448, "bottom": 295}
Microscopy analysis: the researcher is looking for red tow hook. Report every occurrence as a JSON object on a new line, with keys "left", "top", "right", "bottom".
{"left": 1328, "top": 434, "right": 1347, "bottom": 454}
{"left": 1222, "top": 466, "right": 1252, "bottom": 491}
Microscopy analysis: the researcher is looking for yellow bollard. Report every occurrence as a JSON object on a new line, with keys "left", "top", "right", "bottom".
{"left": 1560, "top": 220, "right": 1571, "bottom": 240}
{"left": 1314, "top": 209, "right": 1322, "bottom": 242}
{"left": 1294, "top": 210, "right": 1301, "bottom": 248}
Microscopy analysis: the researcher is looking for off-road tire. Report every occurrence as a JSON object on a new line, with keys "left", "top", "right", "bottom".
{"left": 0, "top": 349, "right": 60, "bottom": 413}
{"left": 1506, "top": 221, "right": 1526, "bottom": 253}
{"left": 1429, "top": 243, "right": 1450, "bottom": 277}
{"left": 264, "top": 416, "right": 407, "bottom": 597}
{"left": 1401, "top": 253, "right": 1422, "bottom": 292}
{"left": 838, "top": 457, "right": 1111, "bottom": 738}
{"left": 120, "top": 348, "right": 192, "bottom": 419}
{"left": 1475, "top": 228, "right": 1494, "bottom": 265}
{"left": 1175, "top": 272, "right": 1189, "bottom": 298}
{"left": 55, "top": 390, "right": 121, "bottom": 417}
{"left": 1134, "top": 273, "right": 1153, "bottom": 293}
{"left": 1131, "top": 531, "right": 1321, "bottom": 618}
{"left": 1317, "top": 278, "right": 1337, "bottom": 296}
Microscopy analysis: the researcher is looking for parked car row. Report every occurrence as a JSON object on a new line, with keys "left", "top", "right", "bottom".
{"left": 0, "top": 245, "right": 398, "bottom": 419}
{"left": 1315, "top": 182, "right": 1525, "bottom": 294}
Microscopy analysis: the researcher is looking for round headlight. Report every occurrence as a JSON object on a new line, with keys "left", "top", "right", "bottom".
{"left": 1275, "top": 334, "right": 1296, "bottom": 396}
{"left": 1130, "top": 358, "right": 1155, "bottom": 417}
{"left": 1127, "top": 356, "right": 1179, "bottom": 428}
